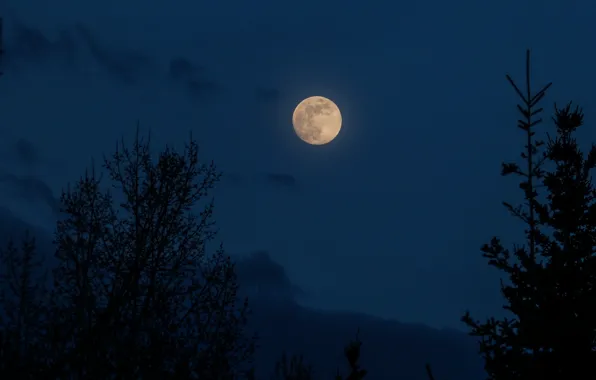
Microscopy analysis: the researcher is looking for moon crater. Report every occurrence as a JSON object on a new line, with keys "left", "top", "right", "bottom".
{"left": 292, "top": 96, "right": 342, "bottom": 145}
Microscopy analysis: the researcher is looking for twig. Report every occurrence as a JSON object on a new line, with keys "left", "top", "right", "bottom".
{"left": 425, "top": 363, "right": 436, "bottom": 380}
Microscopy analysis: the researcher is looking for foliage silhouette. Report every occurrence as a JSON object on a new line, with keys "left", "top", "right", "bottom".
{"left": 334, "top": 329, "right": 367, "bottom": 380}
{"left": 268, "top": 332, "right": 367, "bottom": 380}
{"left": 0, "top": 233, "right": 49, "bottom": 378}
{"left": 272, "top": 352, "right": 314, "bottom": 380}
{"left": 0, "top": 127, "right": 256, "bottom": 379}
{"left": 462, "top": 50, "right": 596, "bottom": 379}
{"left": 267, "top": 332, "right": 443, "bottom": 380}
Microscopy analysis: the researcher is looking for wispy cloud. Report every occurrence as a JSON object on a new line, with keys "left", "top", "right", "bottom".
{"left": 261, "top": 172, "right": 298, "bottom": 190}
{"left": 4, "top": 19, "right": 221, "bottom": 100}
{"left": 220, "top": 170, "right": 300, "bottom": 192}
{"left": 10, "top": 23, "right": 53, "bottom": 63}
{"left": 168, "top": 57, "right": 201, "bottom": 82}
{"left": 73, "top": 24, "right": 154, "bottom": 85}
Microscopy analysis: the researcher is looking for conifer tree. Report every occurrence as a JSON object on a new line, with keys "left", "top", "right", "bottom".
{"left": 335, "top": 329, "right": 367, "bottom": 380}
{"left": 273, "top": 352, "right": 314, "bottom": 380}
{"left": 462, "top": 50, "right": 596, "bottom": 379}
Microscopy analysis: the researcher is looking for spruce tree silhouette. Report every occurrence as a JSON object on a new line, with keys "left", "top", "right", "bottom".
{"left": 272, "top": 352, "right": 314, "bottom": 380}
{"left": 335, "top": 329, "right": 367, "bottom": 380}
{"left": 267, "top": 331, "right": 369, "bottom": 380}
{"left": 462, "top": 50, "right": 596, "bottom": 379}
{"left": 0, "top": 127, "right": 256, "bottom": 379}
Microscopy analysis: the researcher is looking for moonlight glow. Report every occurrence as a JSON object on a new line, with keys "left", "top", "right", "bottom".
{"left": 292, "top": 96, "right": 342, "bottom": 145}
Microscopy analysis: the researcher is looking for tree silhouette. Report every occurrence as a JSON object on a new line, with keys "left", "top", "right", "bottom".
{"left": 334, "top": 329, "right": 367, "bottom": 380}
{"left": 0, "top": 233, "right": 49, "bottom": 378}
{"left": 0, "top": 127, "right": 256, "bottom": 379}
{"left": 462, "top": 50, "right": 596, "bottom": 379}
{"left": 272, "top": 352, "right": 314, "bottom": 380}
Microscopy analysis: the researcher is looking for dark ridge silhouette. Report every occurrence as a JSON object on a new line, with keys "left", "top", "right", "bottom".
{"left": 235, "top": 250, "right": 306, "bottom": 302}
{"left": 248, "top": 301, "right": 483, "bottom": 380}
{"left": 0, "top": 171, "right": 60, "bottom": 214}
{"left": 0, "top": 167, "right": 485, "bottom": 380}
{"left": 0, "top": 203, "right": 487, "bottom": 380}
{"left": 0, "top": 206, "right": 52, "bottom": 249}
{"left": 0, "top": 188, "right": 484, "bottom": 379}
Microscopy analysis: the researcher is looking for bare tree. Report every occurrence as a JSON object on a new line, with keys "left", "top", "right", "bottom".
{"left": 38, "top": 127, "right": 255, "bottom": 379}
{"left": 0, "top": 233, "right": 49, "bottom": 378}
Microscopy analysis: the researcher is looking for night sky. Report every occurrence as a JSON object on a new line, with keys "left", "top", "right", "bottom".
{"left": 0, "top": 0, "right": 594, "bottom": 330}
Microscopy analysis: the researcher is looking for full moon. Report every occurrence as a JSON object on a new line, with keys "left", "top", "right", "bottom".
{"left": 292, "top": 96, "right": 342, "bottom": 145}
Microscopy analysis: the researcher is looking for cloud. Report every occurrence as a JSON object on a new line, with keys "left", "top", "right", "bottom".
{"left": 235, "top": 250, "right": 307, "bottom": 302}
{"left": 261, "top": 172, "right": 298, "bottom": 190}
{"left": 166, "top": 56, "right": 220, "bottom": 100}
{"left": 219, "top": 171, "right": 300, "bottom": 192}
{"left": 4, "top": 19, "right": 223, "bottom": 101}
{"left": 11, "top": 23, "right": 52, "bottom": 63}
{"left": 73, "top": 24, "right": 154, "bottom": 85}
{"left": 4, "top": 20, "right": 154, "bottom": 84}
{"left": 5, "top": 22, "right": 77, "bottom": 67}
{"left": 168, "top": 57, "right": 201, "bottom": 82}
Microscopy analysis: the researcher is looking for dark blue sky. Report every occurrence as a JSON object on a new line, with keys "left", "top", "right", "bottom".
{"left": 0, "top": 0, "right": 594, "bottom": 329}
